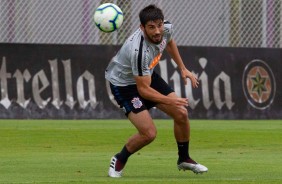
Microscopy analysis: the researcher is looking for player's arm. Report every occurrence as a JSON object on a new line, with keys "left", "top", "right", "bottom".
{"left": 134, "top": 75, "right": 188, "bottom": 107}
{"left": 165, "top": 39, "right": 199, "bottom": 88}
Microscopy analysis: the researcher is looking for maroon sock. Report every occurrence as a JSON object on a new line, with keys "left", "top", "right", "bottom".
{"left": 115, "top": 145, "right": 132, "bottom": 169}
{"left": 115, "top": 159, "right": 125, "bottom": 171}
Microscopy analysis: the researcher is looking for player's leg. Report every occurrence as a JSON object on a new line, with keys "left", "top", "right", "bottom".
{"left": 126, "top": 110, "right": 157, "bottom": 152}
{"left": 156, "top": 92, "right": 208, "bottom": 174}
{"left": 109, "top": 110, "right": 156, "bottom": 177}
{"left": 158, "top": 93, "right": 190, "bottom": 141}
{"left": 108, "top": 81, "right": 157, "bottom": 177}
{"left": 156, "top": 92, "right": 190, "bottom": 153}
{"left": 150, "top": 73, "right": 189, "bottom": 141}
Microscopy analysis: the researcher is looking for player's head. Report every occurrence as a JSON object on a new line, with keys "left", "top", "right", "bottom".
{"left": 139, "top": 4, "right": 164, "bottom": 26}
{"left": 139, "top": 4, "right": 164, "bottom": 44}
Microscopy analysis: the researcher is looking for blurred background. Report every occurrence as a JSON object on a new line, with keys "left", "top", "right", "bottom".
{"left": 0, "top": 0, "right": 281, "bottom": 47}
{"left": 0, "top": 0, "right": 281, "bottom": 119}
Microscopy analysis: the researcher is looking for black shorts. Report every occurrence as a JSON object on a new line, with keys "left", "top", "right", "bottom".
{"left": 110, "top": 72, "right": 174, "bottom": 116}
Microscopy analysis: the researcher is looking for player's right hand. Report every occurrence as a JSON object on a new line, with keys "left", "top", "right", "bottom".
{"left": 170, "top": 97, "right": 188, "bottom": 107}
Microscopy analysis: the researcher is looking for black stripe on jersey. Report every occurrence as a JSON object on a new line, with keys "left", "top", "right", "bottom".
{"left": 137, "top": 36, "right": 144, "bottom": 76}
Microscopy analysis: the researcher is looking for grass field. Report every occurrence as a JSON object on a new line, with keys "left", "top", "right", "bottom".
{"left": 0, "top": 119, "right": 281, "bottom": 184}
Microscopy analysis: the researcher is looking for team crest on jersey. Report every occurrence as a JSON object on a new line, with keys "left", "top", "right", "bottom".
{"left": 242, "top": 60, "right": 276, "bottom": 110}
{"left": 131, "top": 97, "right": 143, "bottom": 109}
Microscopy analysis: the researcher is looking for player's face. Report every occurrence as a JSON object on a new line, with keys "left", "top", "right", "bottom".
{"left": 141, "top": 19, "right": 164, "bottom": 44}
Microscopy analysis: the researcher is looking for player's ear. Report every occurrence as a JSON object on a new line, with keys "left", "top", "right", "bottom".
{"left": 140, "top": 24, "right": 145, "bottom": 31}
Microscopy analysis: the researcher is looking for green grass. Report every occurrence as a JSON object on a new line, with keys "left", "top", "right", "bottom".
{"left": 0, "top": 119, "right": 281, "bottom": 184}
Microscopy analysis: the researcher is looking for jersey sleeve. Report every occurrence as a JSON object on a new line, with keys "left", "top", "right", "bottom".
{"left": 164, "top": 20, "right": 174, "bottom": 42}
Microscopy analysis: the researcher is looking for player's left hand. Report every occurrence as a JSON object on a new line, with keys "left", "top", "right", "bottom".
{"left": 180, "top": 68, "right": 199, "bottom": 88}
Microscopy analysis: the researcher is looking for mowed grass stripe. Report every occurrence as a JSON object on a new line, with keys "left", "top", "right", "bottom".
{"left": 0, "top": 119, "right": 281, "bottom": 184}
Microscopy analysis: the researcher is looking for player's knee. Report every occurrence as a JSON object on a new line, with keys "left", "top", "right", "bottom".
{"left": 174, "top": 108, "right": 188, "bottom": 123}
{"left": 143, "top": 129, "right": 157, "bottom": 143}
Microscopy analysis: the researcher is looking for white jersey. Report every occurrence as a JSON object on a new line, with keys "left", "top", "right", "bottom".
{"left": 105, "top": 21, "right": 173, "bottom": 86}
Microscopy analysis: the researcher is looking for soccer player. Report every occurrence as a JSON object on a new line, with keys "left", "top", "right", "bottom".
{"left": 105, "top": 4, "right": 208, "bottom": 178}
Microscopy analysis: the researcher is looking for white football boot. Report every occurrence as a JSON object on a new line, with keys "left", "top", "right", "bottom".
{"left": 108, "top": 156, "right": 123, "bottom": 178}
{"left": 177, "top": 158, "right": 208, "bottom": 174}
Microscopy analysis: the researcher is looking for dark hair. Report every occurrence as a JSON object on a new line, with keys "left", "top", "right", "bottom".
{"left": 139, "top": 4, "right": 164, "bottom": 26}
